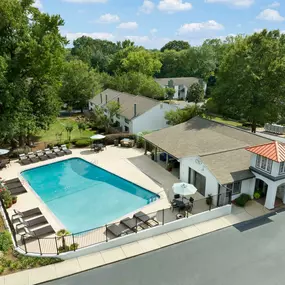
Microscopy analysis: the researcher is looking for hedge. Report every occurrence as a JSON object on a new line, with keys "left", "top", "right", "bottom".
{"left": 104, "top": 133, "right": 136, "bottom": 145}
{"left": 74, "top": 139, "right": 90, "bottom": 147}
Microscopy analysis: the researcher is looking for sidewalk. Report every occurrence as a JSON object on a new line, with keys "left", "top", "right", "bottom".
{"left": 0, "top": 202, "right": 269, "bottom": 285}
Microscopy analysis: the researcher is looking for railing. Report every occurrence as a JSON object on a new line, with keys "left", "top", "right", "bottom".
{"left": 12, "top": 192, "right": 232, "bottom": 256}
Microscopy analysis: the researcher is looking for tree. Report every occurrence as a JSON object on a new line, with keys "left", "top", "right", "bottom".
{"left": 213, "top": 30, "right": 285, "bottom": 132}
{"left": 60, "top": 60, "right": 101, "bottom": 113}
{"left": 65, "top": 124, "right": 74, "bottom": 142}
{"left": 77, "top": 122, "right": 87, "bottom": 135}
{"left": 121, "top": 49, "right": 162, "bottom": 76}
{"left": 0, "top": 0, "right": 67, "bottom": 146}
{"left": 57, "top": 229, "right": 70, "bottom": 251}
{"left": 161, "top": 40, "right": 190, "bottom": 52}
{"left": 165, "top": 105, "right": 203, "bottom": 125}
{"left": 165, "top": 87, "right": 175, "bottom": 100}
{"left": 187, "top": 83, "right": 204, "bottom": 103}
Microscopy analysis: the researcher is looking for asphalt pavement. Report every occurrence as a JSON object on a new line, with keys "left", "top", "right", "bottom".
{"left": 42, "top": 211, "right": 285, "bottom": 285}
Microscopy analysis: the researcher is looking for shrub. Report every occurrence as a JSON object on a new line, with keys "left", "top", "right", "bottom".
{"left": 47, "top": 143, "right": 54, "bottom": 149}
{"left": 0, "top": 266, "right": 4, "bottom": 274}
{"left": 69, "top": 243, "right": 79, "bottom": 251}
{"left": 58, "top": 245, "right": 70, "bottom": 253}
{"left": 104, "top": 133, "right": 135, "bottom": 145}
{"left": 74, "top": 139, "right": 90, "bottom": 147}
{"left": 9, "top": 147, "right": 29, "bottom": 159}
{"left": 254, "top": 192, "right": 261, "bottom": 199}
{"left": 235, "top": 194, "right": 251, "bottom": 207}
{"left": 0, "top": 231, "right": 12, "bottom": 252}
{"left": 0, "top": 190, "right": 12, "bottom": 208}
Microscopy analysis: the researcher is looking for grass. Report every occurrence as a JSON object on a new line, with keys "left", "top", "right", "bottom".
{"left": 36, "top": 117, "right": 95, "bottom": 143}
{"left": 208, "top": 116, "right": 243, "bottom": 127}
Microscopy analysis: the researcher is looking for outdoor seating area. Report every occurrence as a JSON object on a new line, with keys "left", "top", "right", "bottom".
{"left": 91, "top": 143, "right": 106, "bottom": 152}
{"left": 0, "top": 148, "right": 11, "bottom": 170}
{"left": 120, "top": 138, "right": 135, "bottom": 148}
{"left": 19, "top": 145, "right": 72, "bottom": 165}
{"left": 106, "top": 211, "right": 159, "bottom": 238}
{"left": 3, "top": 178, "right": 27, "bottom": 195}
{"left": 12, "top": 207, "right": 55, "bottom": 241}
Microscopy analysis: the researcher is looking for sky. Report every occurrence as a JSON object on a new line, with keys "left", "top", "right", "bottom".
{"left": 34, "top": 0, "right": 285, "bottom": 49}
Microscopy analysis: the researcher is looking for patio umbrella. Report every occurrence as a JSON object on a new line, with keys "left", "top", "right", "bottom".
{"left": 0, "top": 149, "right": 9, "bottom": 156}
{"left": 172, "top": 182, "right": 197, "bottom": 196}
{"left": 90, "top": 134, "right": 106, "bottom": 140}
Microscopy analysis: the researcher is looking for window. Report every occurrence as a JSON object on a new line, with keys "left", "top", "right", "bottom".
{"left": 225, "top": 181, "right": 241, "bottom": 195}
{"left": 255, "top": 155, "right": 272, "bottom": 173}
{"left": 280, "top": 162, "right": 285, "bottom": 174}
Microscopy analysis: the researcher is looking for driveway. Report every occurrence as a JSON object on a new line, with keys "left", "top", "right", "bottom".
{"left": 43, "top": 211, "right": 285, "bottom": 285}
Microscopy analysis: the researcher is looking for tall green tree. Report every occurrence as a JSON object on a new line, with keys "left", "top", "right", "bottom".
{"left": 0, "top": 0, "right": 67, "bottom": 146}
{"left": 187, "top": 83, "right": 204, "bottom": 103}
{"left": 213, "top": 30, "right": 285, "bottom": 132}
{"left": 161, "top": 40, "right": 190, "bottom": 52}
{"left": 60, "top": 59, "right": 101, "bottom": 112}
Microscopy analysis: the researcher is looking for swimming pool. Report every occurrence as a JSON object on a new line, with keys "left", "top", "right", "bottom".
{"left": 21, "top": 158, "right": 159, "bottom": 233}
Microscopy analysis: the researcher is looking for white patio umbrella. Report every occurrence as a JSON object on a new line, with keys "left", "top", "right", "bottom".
{"left": 90, "top": 134, "right": 106, "bottom": 140}
{"left": 172, "top": 182, "right": 197, "bottom": 196}
{"left": 0, "top": 149, "right": 9, "bottom": 156}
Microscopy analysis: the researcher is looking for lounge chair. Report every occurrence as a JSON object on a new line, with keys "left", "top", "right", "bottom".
{"left": 5, "top": 181, "right": 22, "bottom": 189}
{"left": 36, "top": 150, "right": 48, "bottom": 161}
{"left": 44, "top": 148, "right": 56, "bottom": 159}
{"left": 61, "top": 145, "right": 72, "bottom": 155}
{"left": 17, "top": 216, "right": 48, "bottom": 232}
{"left": 5, "top": 178, "right": 19, "bottom": 184}
{"left": 120, "top": 217, "right": 145, "bottom": 232}
{"left": 134, "top": 211, "right": 159, "bottom": 227}
{"left": 9, "top": 187, "right": 27, "bottom": 195}
{"left": 19, "top": 154, "right": 31, "bottom": 165}
{"left": 12, "top": 207, "right": 42, "bottom": 222}
{"left": 106, "top": 223, "right": 133, "bottom": 237}
{"left": 27, "top": 152, "right": 40, "bottom": 163}
{"left": 53, "top": 146, "right": 64, "bottom": 157}
{"left": 23, "top": 225, "right": 55, "bottom": 239}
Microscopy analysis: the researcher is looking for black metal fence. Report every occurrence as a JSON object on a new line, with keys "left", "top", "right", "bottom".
{"left": 12, "top": 192, "right": 232, "bottom": 256}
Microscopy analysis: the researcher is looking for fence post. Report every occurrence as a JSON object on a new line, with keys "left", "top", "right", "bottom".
{"left": 105, "top": 225, "right": 108, "bottom": 242}
{"left": 72, "top": 234, "right": 76, "bottom": 251}
{"left": 228, "top": 191, "right": 232, "bottom": 204}
{"left": 135, "top": 217, "right": 138, "bottom": 233}
{"left": 162, "top": 208, "right": 165, "bottom": 225}
{"left": 38, "top": 238, "right": 42, "bottom": 255}
{"left": 209, "top": 198, "right": 212, "bottom": 211}
{"left": 217, "top": 193, "right": 220, "bottom": 207}
{"left": 55, "top": 237, "right": 59, "bottom": 255}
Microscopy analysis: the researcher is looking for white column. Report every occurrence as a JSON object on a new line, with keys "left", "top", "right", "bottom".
{"left": 264, "top": 183, "right": 278, "bottom": 210}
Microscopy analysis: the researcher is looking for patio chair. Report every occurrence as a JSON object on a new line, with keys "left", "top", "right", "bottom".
{"left": 106, "top": 223, "right": 133, "bottom": 237}
{"left": 133, "top": 211, "right": 159, "bottom": 227}
{"left": 4, "top": 181, "right": 22, "bottom": 189}
{"left": 0, "top": 161, "right": 7, "bottom": 170}
{"left": 16, "top": 216, "right": 48, "bottom": 232}
{"left": 44, "top": 148, "right": 56, "bottom": 159}
{"left": 120, "top": 217, "right": 145, "bottom": 232}
{"left": 5, "top": 178, "right": 20, "bottom": 184}
{"left": 61, "top": 145, "right": 72, "bottom": 155}
{"left": 19, "top": 154, "right": 31, "bottom": 165}
{"left": 9, "top": 186, "right": 27, "bottom": 196}
{"left": 52, "top": 146, "right": 64, "bottom": 157}
{"left": 171, "top": 199, "right": 186, "bottom": 212}
{"left": 23, "top": 225, "right": 55, "bottom": 239}
{"left": 12, "top": 207, "right": 42, "bottom": 222}
{"left": 36, "top": 150, "right": 48, "bottom": 161}
{"left": 27, "top": 152, "right": 40, "bottom": 163}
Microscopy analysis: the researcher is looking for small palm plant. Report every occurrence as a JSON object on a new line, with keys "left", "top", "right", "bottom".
{"left": 65, "top": 124, "right": 74, "bottom": 142}
{"left": 57, "top": 229, "right": 70, "bottom": 252}
{"left": 77, "top": 122, "right": 87, "bottom": 135}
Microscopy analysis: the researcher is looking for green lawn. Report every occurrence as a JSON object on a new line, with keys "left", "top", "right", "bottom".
{"left": 36, "top": 118, "right": 95, "bottom": 143}
{"left": 209, "top": 116, "right": 242, "bottom": 127}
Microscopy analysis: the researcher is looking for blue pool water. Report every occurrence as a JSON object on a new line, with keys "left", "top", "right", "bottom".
{"left": 21, "top": 158, "right": 159, "bottom": 233}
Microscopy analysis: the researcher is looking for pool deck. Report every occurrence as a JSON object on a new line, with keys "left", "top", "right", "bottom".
{"left": 1, "top": 146, "right": 183, "bottom": 245}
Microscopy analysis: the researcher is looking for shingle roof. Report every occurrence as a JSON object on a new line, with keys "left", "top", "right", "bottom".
{"left": 246, "top": 141, "right": 285, "bottom": 162}
{"left": 154, "top": 77, "right": 200, "bottom": 87}
{"left": 89, "top": 89, "right": 160, "bottom": 120}
{"left": 201, "top": 149, "right": 255, "bottom": 184}
{"left": 144, "top": 117, "right": 271, "bottom": 159}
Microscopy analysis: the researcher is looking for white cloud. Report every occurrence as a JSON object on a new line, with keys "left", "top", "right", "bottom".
{"left": 97, "top": 14, "right": 120, "bottom": 23}
{"left": 205, "top": 0, "right": 254, "bottom": 7}
{"left": 253, "top": 28, "right": 263, "bottom": 33}
{"left": 177, "top": 20, "right": 224, "bottom": 34}
{"left": 150, "top": 28, "right": 158, "bottom": 35}
{"left": 33, "top": 0, "right": 43, "bottom": 10}
{"left": 64, "top": 32, "right": 114, "bottom": 42}
{"left": 125, "top": 36, "right": 151, "bottom": 43}
{"left": 62, "top": 0, "right": 108, "bottom": 3}
{"left": 268, "top": 1, "right": 280, "bottom": 8}
{"left": 139, "top": 0, "right": 155, "bottom": 14}
{"left": 158, "top": 0, "right": 192, "bottom": 13}
{"left": 257, "top": 9, "right": 284, "bottom": 22}
{"left": 117, "top": 22, "right": 138, "bottom": 29}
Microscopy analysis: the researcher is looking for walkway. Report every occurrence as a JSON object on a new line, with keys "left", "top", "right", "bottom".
{"left": 0, "top": 202, "right": 269, "bottom": 285}
{"left": 42, "top": 209, "right": 285, "bottom": 285}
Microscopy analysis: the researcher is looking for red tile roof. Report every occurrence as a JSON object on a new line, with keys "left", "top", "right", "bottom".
{"left": 245, "top": 141, "right": 285, "bottom": 162}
